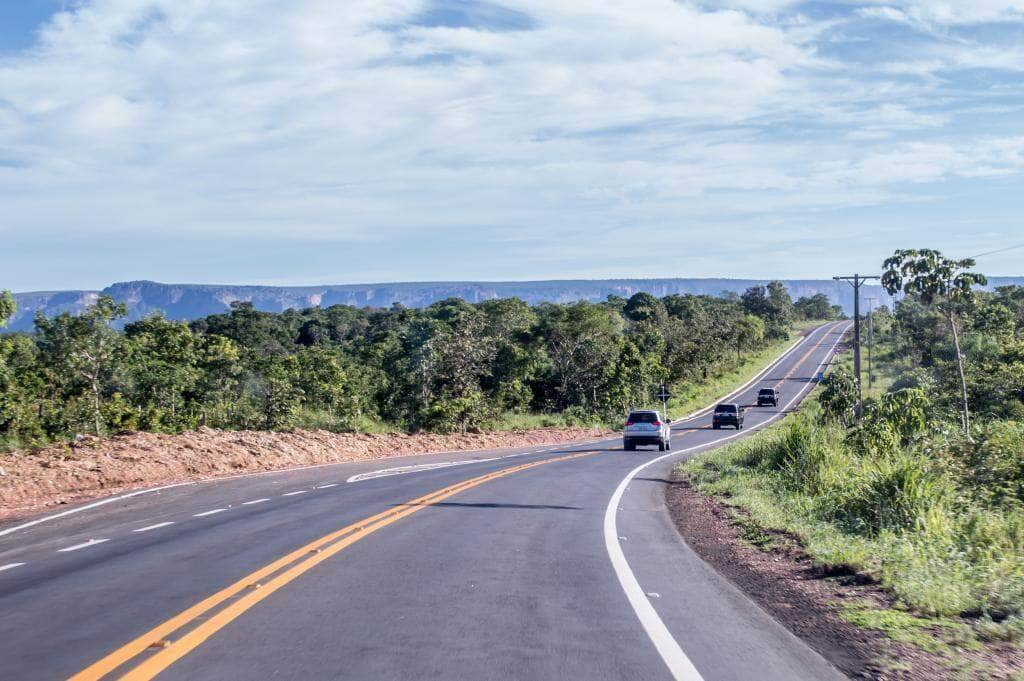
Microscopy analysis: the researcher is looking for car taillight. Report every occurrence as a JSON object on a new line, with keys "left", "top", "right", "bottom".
{"left": 651, "top": 421, "right": 661, "bottom": 426}
{"left": 625, "top": 421, "right": 633, "bottom": 426}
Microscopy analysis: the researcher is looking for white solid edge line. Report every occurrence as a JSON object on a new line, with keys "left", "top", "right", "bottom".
{"left": 58, "top": 538, "right": 110, "bottom": 552}
{"left": 0, "top": 481, "right": 194, "bottom": 540}
{"left": 193, "top": 508, "right": 227, "bottom": 517}
{"left": 133, "top": 522, "right": 175, "bottom": 533}
{"left": 0, "top": 562, "right": 26, "bottom": 572}
{"left": 604, "top": 322, "right": 849, "bottom": 681}
{"left": 242, "top": 498, "right": 270, "bottom": 505}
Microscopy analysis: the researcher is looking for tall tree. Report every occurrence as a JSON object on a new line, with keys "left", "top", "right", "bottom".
{"left": 123, "top": 314, "right": 199, "bottom": 429}
{"left": 882, "top": 248, "right": 987, "bottom": 436}
{"left": 794, "top": 293, "right": 834, "bottom": 321}
{"left": 35, "top": 296, "right": 128, "bottom": 436}
{"left": 0, "top": 290, "right": 15, "bottom": 328}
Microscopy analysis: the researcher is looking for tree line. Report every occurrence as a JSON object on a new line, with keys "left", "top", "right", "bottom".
{"left": 0, "top": 282, "right": 837, "bottom": 448}
{"left": 820, "top": 251, "right": 1024, "bottom": 428}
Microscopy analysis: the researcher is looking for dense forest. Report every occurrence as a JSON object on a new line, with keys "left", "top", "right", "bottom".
{"left": 0, "top": 282, "right": 838, "bottom": 450}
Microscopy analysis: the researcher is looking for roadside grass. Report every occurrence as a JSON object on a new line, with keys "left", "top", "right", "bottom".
{"left": 683, "top": 404, "right": 1024, "bottom": 619}
{"left": 291, "top": 408, "right": 396, "bottom": 434}
{"left": 479, "top": 411, "right": 609, "bottom": 432}
{"left": 680, "top": 367, "right": 1024, "bottom": 672}
{"left": 839, "top": 602, "right": 977, "bottom": 655}
{"left": 665, "top": 321, "right": 827, "bottom": 419}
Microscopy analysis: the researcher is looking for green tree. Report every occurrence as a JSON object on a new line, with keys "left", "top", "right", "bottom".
{"left": 537, "top": 302, "right": 622, "bottom": 411}
{"left": 794, "top": 293, "right": 834, "bottom": 321}
{"left": 623, "top": 292, "right": 667, "bottom": 325}
{"left": 732, "top": 314, "right": 765, "bottom": 363}
{"left": 123, "top": 314, "right": 199, "bottom": 429}
{"left": 0, "top": 290, "right": 15, "bottom": 328}
{"left": 820, "top": 368, "right": 858, "bottom": 426}
{"left": 0, "top": 334, "right": 47, "bottom": 445}
{"left": 194, "top": 334, "right": 241, "bottom": 426}
{"left": 254, "top": 355, "right": 303, "bottom": 430}
{"left": 35, "top": 296, "right": 128, "bottom": 436}
{"left": 882, "top": 248, "right": 987, "bottom": 436}
{"left": 742, "top": 282, "right": 794, "bottom": 339}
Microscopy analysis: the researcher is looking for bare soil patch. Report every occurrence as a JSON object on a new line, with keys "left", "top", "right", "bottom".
{"left": 0, "top": 426, "right": 612, "bottom": 521}
{"left": 666, "top": 471, "right": 1024, "bottom": 680}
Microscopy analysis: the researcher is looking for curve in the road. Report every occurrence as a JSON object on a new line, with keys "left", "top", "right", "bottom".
{"left": 0, "top": 322, "right": 850, "bottom": 681}
{"left": 604, "top": 320, "right": 849, "bottom": 681}
{"left": 72, "top": 451, "right": 599, "bottom": 680}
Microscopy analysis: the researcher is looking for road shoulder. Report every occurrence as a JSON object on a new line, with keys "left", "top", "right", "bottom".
{"left": 666, "top": 471, "right": 1024, "bottom": 680}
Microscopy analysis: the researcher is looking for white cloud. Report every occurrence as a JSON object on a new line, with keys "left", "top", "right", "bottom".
{"left": 896, "top": 1, "right": 1024, "bottom": 24}
{"left": 1, "top": 0, "right": 1023, "bottom": 286}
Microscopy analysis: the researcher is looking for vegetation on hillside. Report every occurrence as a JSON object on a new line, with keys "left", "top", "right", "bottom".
{"left": 0, "top": 283, "right": 834, "bottom": 450}
{"left": 684, "top": 251, "right": 1024, "bottom": 667}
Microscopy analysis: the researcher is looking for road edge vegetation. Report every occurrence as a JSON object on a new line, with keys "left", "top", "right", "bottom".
{"left": 671, "top": 262, "right": 1024, "bottom": 679}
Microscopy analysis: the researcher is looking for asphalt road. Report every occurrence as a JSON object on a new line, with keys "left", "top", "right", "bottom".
{"left": 0, "top": 321, "right": 851, "bottom": 681}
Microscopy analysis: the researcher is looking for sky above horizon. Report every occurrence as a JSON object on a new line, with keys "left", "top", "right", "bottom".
{"left": 1, "top": 1, "right": 1022, "bottom": 292}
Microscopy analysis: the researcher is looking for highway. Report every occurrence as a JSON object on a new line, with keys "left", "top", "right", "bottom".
{"left": 0, "top": 321, "right": 850, "bottom": 681}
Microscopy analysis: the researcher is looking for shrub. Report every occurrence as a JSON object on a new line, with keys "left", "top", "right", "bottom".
{"left": 823, "top": 449, "right": 950, "bottom": 535}
{"left": 958, "top": 421, "right": 1024, "bottom": 507}
{"left": 819, "top": 368, "right": 857, "bottom": 425}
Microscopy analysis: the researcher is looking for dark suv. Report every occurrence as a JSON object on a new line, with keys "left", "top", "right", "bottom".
{"left": 712, "top": 403, "right": 744, "bottom": 429}
{"left": 757, "top": 388, "right": 779, "bottom": 407}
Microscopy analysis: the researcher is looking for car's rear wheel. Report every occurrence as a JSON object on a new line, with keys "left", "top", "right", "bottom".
{"left": 625, "top": 442, "right": 636, "bottom": 451}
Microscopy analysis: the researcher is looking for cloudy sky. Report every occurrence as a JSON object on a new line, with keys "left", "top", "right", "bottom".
{"left": 1, "top": 0, "right": 1022, "bottom": 291}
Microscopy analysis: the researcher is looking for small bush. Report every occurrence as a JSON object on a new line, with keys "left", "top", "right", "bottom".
{"left": 959, "top": 421, "right": 1024, "bottom": 507}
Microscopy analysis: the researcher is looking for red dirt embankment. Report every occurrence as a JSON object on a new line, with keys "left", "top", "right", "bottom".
{"left": 0, "top": 426, "right": 612, "bottom": 522}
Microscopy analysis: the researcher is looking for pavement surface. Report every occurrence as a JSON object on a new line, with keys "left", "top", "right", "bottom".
{"left": 0, "top": 321, "right": 851, "bottom": 681}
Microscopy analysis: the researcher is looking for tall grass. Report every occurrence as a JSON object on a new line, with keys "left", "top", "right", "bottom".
{"left": 685, "top": 406, "right": 1024, "bottom": 618}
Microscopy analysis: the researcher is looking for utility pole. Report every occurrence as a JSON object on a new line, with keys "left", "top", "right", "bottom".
{"left": 833, "top": 274, "right": 880, "bottom": 418}
{"left": 866, "top": 297, "right": 876, "bottom": 391}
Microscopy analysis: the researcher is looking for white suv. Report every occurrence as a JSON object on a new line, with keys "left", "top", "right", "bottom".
{"left": 623, "top": 410, "right": 671, "bottom": 451}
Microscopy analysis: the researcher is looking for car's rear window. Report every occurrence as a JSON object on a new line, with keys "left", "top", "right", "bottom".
{"left": 759, "top": 389, "right": 774, "bottom": 395}
{"left": 714, "top": 404, "right": 737, "bottom": 413}
{"left": 628, "top": 412, "right": 658, "bottom": 423}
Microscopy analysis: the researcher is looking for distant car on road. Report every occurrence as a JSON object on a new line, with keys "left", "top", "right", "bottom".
{"left": 757, "top": 388, "right": 779, "bottom": 407}
{"left": 623, "top": 410, "right": 671, "bottom": 451}
{"left": 712, "top": 403, "right": 745, "bottom": 429}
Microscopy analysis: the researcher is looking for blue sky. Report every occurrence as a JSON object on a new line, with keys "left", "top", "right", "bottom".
{"left": 1, "top": 0, "right": 1022, "bottom": 291}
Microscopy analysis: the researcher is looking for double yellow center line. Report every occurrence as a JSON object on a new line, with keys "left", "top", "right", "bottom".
{"left": 72, "top": 450, "right": 598, "bottom": 680}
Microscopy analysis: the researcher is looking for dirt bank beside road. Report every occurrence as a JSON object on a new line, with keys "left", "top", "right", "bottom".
{"left": 0, "top": 426, "right": 612, "bottom": 522}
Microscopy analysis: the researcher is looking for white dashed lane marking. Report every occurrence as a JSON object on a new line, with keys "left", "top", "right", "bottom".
{"left": 282, "top": 490, "right": 307, "bottom": 497}
{"left": 193, "top": 508, "right": 228, "bottom": 517}
{"left": 58, "top": 539, "right": 109, "bottom": 553}
{"left": 242, "top": 498, "right": 269, "bottom": 505}
{"left": 314, "top": 484, "right": 338, "bottom": 489}
{"left": 133, "top": 522, "right": 175, "bottom": 533}
{"left": 0, "top": 562, "right": 26, "bottom": 572}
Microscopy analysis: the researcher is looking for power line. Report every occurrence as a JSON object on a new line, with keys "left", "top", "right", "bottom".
{"left": 969, "top": 243, "right": 1024, "bottom": 259}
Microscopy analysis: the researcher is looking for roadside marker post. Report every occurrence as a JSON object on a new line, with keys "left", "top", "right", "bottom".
{"left": 657, "top": 384, "right": 672, "bottom": 419}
